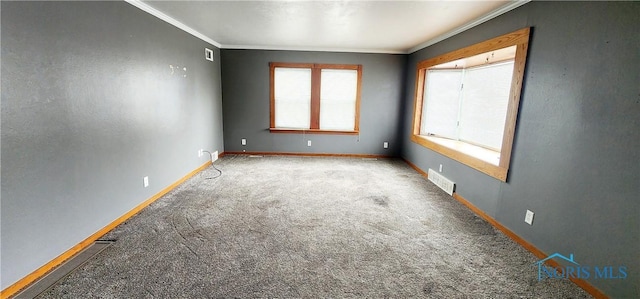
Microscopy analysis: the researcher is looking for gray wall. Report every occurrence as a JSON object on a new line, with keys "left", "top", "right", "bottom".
{"left": 3, "top": 1, "right": 638, "bottom": 297}
{"left": 221, "top": 50, "right": 405, "bottom": 156}
{"left": 401, "top": 2, "right": 639, "bottom": 297}
{"left": 1, "top": 1, "right": 224, "bottom": 289}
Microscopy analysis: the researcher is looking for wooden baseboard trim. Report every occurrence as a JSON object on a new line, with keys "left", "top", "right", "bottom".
{"left": 402, "top": 159, "right": 609, "bottom": 299}
{"left": 402, "top": 158, "right": 429, "bottom": 177}
{"left": 1, "top": 161, "right": 212, "bottom": 299}
{"left": 451, "top": 193, "right": 608, "bottom": 299}
{"left": 224, "top": 151, "right": 391, "bottom": 159}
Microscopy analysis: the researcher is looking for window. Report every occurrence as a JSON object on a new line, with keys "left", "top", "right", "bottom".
{"left": 269, "top": 63, "right": 362, "bottom": 134}
{"left": 422, "top": 58, "right": 514, "bottom": 151}
{"left": 411, "top": 28, "right": 530, "bottom": 181}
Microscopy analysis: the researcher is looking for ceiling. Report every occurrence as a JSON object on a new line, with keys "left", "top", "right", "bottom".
{"left": 131, "top": 0, "right": 529, "bottom": 54}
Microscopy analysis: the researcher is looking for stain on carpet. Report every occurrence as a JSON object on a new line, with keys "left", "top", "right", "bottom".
{"left": 368, "top": 195, "right": 389, "bottom": 207}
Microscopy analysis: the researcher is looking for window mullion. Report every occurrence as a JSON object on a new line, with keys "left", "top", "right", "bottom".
{"left": 456, "top": 68, "right": 466, "bottom": 141}
{"left": 310, "top": 67, "right": 322, "bottom": 130}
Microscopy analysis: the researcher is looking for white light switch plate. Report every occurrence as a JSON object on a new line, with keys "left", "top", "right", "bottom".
{"left": 143, "top": 176, "right": 149, "bottom": 188}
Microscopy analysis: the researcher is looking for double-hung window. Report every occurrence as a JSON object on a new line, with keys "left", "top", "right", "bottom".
{"left": 269, "top": 63, "right": 362, "bottom": 134}
{"left": 411, "top": 28, "right": 530, "bottom": 181}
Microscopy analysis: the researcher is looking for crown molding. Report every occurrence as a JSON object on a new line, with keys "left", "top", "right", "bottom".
{"left": 407, "top": 0, "right": 531, "bottom": 54}
{"left": 222, "top": 44, "right": 406, "bottom": 54}
{"left": 125, "top": 0, "right": 222, "bottom": 48}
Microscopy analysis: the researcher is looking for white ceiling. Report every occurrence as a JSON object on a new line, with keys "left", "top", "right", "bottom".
{"left": 131, "top": 0, "right": 529, "bottom": 54}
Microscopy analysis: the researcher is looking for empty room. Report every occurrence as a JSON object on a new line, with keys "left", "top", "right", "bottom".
{"left": 1, "top": 0, "right": 638, "bottom": 298}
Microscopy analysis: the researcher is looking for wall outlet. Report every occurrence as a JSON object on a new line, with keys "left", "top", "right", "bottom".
{"left": 212, "top": 150, "right": 219, "bottom": 162}
{"left": 307, "top": 140, "right": 312, "bottom": 147}
{"left": 383, "top": 142, "right": 389, "bottom": 149}
{"left": 241, "top": 138, "right": 247, "bottom": 146}
{"left": 439, "top": 164, "right": 443, "bottom": 172}
{"left": 198, "top": 149, "right": 203, "bottom": 157}
{"left": 143, "top": 176, "right": 149, "bottom": 188}
{"left": 525, "top": 210, "right": 535, "bottom": 225}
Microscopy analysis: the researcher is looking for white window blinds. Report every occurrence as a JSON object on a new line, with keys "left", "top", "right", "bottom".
{"left": 459, "top": 61, "right": 514, "bottom": 150}
{"left": 420, "top": 60, "right": 514, "bottom": 151}
{"left": 273, "top": 68, "right": 312, "bottom": 129}
{"left": 420, "top": 69, "right": 463, "bottom": 139}
{"left": 319, "top": 69, "right": 358, "bottom": 131}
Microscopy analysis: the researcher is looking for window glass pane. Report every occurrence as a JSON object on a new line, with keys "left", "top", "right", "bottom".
{"left": 421, "top": 69, "right": 463, "bottom": 139}
{"left": 274, "top": 67, "right": 311, "bottom": 129}
{"left": 459, "top": 61, "right": 514, "bottom": 150}
{"left": 319, "top": 69, "right": 358, "bottom": 131}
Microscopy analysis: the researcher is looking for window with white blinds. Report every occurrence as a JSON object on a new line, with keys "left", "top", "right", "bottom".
{"left": 411, "top": 27, "right": 530, "bottom": 182}
{"left": 319, "top": 69, "right": 358, "bottom": 131}
{"left": 421, "top": 61, "right": 514, "bottom": 151}
{"left": 420, "top": 70, "right": 463, "bottom": 140}
{"left": 273, "top": 68, "right": 312, "bottom": 129}
{"left": 269, "top": 63, "right": 362, "bottom": 134}
{"left": 459, "top": 61, "right": 514, "bottom": 150}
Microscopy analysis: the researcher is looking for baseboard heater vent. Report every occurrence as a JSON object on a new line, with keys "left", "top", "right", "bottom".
{"left": 428, "top": 168, "right": 455, "bottom": 196}
{"left": 14, "top": 240, "right": 114, "bottom": 298}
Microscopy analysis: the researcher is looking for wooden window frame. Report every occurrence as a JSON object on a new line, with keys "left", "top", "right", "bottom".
{"left": 269, "top": 62, "right": 362, "bottom": 135}
{"left": 411, "top": 27, "right": 530, "bottom": 181}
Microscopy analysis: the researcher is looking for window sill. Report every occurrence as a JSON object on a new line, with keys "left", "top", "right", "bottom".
{"left": 270, "top": 128, "right": 359, "bottom": 135}
{"left": 411, "top": 134, "right": 508, "bottom": 181}
{"left": 426, "top": 136, "right": 500, "bottom": 165}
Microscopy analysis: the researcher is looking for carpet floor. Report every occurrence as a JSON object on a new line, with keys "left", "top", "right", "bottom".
{"left": 38, "top": 155, "right": 591, "bottom": 298}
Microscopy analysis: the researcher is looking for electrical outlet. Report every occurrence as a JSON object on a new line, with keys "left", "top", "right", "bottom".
{"left": 198, "top": 149, "right": 203, "bottom": 157}
{"left": 212, "top": 150, "right": 219, "bottom": 162}
{"left": 143, "top": 176, "right": 149, "bottom": 188}
{"left": 383, "top": 142, "right": 389, "bottom": 149}
{"left": 525, "top": 210, "right": 534, "bottom": 225}
{"left": 241, "top": 138, "right": 246, "bottom": 146}
{"left": 307, "top": 140, "right": 312, "bottom": 147}
{"left": 439, "top": 164, "right": 443, "bottom": 172}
